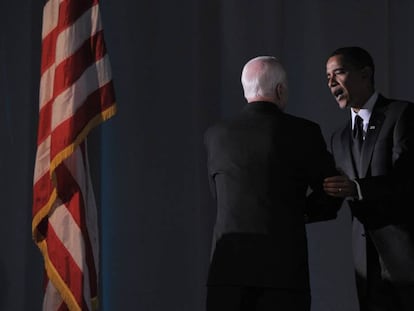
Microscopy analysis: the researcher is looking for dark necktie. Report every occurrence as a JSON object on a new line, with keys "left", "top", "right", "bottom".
{"left": 351, "top": 114, "right": 364, "bottom": 177}
{"left": 353, "top": 115, "right": 364, "bottom": 152}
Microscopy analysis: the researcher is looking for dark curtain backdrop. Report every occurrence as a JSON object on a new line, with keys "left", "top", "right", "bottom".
{"left": 2, "top": 1, "right": 414, "bottom": 310}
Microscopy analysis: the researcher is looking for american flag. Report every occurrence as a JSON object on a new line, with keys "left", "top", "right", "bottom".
{"left": 32, "top": 0, "right": 116, "bottom": 310}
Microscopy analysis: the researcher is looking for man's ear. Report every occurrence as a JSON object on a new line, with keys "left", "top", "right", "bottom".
{"left": 276, "top": 83, "right": 288, "bottom": 100}
{"left": 361, "top": 66, "right": 373, "bottom": 81}
{"left": 276, "top": 83, "right": 284, "bottom": 100}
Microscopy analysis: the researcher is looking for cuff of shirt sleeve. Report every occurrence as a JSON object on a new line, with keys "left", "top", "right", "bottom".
{"left": 352, "top": 179, "right": 363, "bottom": 200}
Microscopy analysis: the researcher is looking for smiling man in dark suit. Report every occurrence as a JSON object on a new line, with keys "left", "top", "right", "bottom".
{"left": 204, "top": 56, "right": 342, "bottom": 311}
{"left": 324, "top": 46, "right": 414, "bottom": 311}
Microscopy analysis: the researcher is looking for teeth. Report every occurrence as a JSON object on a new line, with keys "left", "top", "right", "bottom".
{"left": 333, "top": 89, "right": 343, "bottom": 99}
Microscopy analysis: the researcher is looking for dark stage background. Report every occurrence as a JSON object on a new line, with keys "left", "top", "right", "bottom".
{"left": 2, "top": 1, "right": 414, "bottom": 310}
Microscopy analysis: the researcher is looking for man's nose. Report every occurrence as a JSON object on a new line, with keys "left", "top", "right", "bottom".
{"left": 328, "top": 76, "right": 338, "bottom": 88}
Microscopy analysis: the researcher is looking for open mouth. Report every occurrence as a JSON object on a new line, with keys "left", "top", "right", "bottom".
{"left": 333, "top": 89, "right": 344, "bottom": 100}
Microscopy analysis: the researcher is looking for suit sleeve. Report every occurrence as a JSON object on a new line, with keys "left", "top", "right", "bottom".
{"left": 304, "top": 123, "right": 343, "bottom": 223}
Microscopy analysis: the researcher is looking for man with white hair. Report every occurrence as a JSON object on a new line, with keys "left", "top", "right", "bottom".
{"left": 204, "top": 56, "right": 342, "bottom": 310}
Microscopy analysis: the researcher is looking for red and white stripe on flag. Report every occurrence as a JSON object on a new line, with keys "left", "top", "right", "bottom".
{"left": 32, "top": 0, "right": 116, "bottom": 310}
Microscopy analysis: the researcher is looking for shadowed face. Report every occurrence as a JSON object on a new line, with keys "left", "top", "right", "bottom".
{"left": 326, "top": 55, "right": 371, "bottom": 110}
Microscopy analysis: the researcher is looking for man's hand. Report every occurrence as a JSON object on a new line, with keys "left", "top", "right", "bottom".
{"left": 323, "top": 175, "right": 358, "bottom": 198}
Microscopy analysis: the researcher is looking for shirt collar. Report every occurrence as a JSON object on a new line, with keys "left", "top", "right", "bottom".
{"left": 351, "top": 91, "right": 378, "bottom": 129}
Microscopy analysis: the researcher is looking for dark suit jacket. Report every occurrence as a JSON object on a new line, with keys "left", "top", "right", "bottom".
{"left": 204, "top": 101, "right": 342, "bottom": 289}
{"left": 330, "top": 94, "right": 414, "bottom": 286}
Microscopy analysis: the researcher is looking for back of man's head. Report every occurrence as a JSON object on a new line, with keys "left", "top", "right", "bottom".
{"left": 241, "top": 56, "right": 287, "bottom": 106}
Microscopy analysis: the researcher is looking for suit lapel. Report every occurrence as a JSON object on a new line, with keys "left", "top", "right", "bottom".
{"left": 340, "top": 122, "right": 357, "bottom": 179}
{"left": 360, "top": 95, "right": 388, "bottom": 177}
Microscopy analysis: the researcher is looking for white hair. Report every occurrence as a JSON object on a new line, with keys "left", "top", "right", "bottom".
{"left": 241, "top": 56, "right": 287, "bottom": 100}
